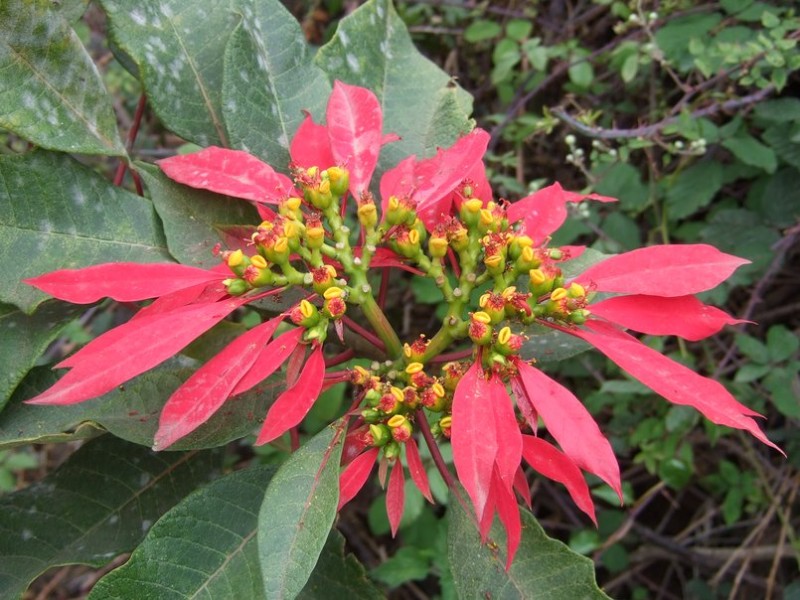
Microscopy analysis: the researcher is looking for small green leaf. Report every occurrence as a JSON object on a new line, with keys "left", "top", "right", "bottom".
{"left": 137, "top": 163, "right": 259, "bottom": 268}
{"left": 0, "top": 0, "right": 126, "bottom": 156}
{"left": 464, "top": 19, "right": 502, "bottom": 43}
{"left": 505, "top": 20, "right": 532, "bottom": 42}
{"left": 766, "top": 325, "right": 800, "bottom": 363}
{"left": 666, "top": 160, "right": 724, "bottom": 219}
{"left": 568, "top": 60, "right": 594, "bottom": 88}
{"left": 733, "top": 363, "right": 771, "bottom": 383}
{"left": 763, "top": 367, "right": 800, "bottom": 418}
{"left": 722, "top": 133, "right": 778, "bottom": 173}
{"left": 370, "top": 547, "right": 430, "bottom": 588}
{"left": 620, "top": 53, "right": 639, "bottom": 83}
{"left": 222, "top": 0, "right": 331, "bottom": 167}
{"left": 89, "top": 465, "right": 275, "bottom": 599}
{"left": 315, "top": 0, "right": 474, "bottom": 177}
{"left": 0, "top": 436, "right": 222, "bottom": 599}
{"left": 594, "top": 162, "right": 649, "bottom": 211}
{"left": 735, "top": 334, "right": 770, "bottom": 364}
{"left": 447, "top": 493, "right": 610, "bottom": 599}
{"left": 99, "top": 0, "right": 239, "bottom": 146}
{"left": 258, "top": 424, "right": 345, "bottom": 599}
{"left": 0, "top": 151, "right": 170, "bottom": 314}
{"left": 0, "top": 302, "right": 80, "bottom": 409}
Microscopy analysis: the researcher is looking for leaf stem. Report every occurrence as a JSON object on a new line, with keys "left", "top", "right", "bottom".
{"left": 359, "top": 295, "right": 403, "bottom": 358}
{"left": 415, "top": 409, "right": 455, "bottom": 490}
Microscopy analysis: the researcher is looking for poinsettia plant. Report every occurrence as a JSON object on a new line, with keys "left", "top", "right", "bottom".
{"left": 24, "top": 79, "right": 779, "bottom": 567}
{"left": 0, "top": 0, "right": 783, "bottom": 598}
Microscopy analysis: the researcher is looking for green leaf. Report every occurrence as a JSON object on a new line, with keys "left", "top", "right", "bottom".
{"left": 763, "top": 366, "right": 800, "bottom": 418}
{"left": 315, "top": 0, "right": 474, "bottom": 176}
{"left": 722, "top": 133, "right": 778, "bottom": 173}
{"left": 0, "top": 362, "right": 281, "bottom": 450}
{"left": 735, "top": 334, "right": 770, "bottom": 364}
{"left": 258, "top": 424, "right": 345, "bottom": 599}
{"left": 89, "top": 465, "right": 275, "bottom": 600}
{"left": 0, "top": 436, "right": 222, "bottom": 599}
{"left": 0, "top": 302, "right": 80, "bottom": 409}
{"left": 464, "top": 19, "right": 502, "bottom": 43}
{"left": 298, "top": 530, "right": 384, "bottom": 599}
{"left": 762, "top": 125, "right": 800, "bottom": 170}
{"left": 447, "top": 495, "right": 610, "bottom": 599}
{"left": 666, "top": 160, "right": 724, "bottom": 219}
{"left": 222, "top": 0, "right": 331, "bottom": 167}
{"left": 0, "top": 0, "right": 126, "bottom": 156}
{"left": 654, "top": 14, "right": 723, "bottom": 72}
{"left": 137, "top": 163, "right": 259, "bottom": 268}
{"left": 593, "top": 162, "right": 649, "bottom": 211}
{"left": 99, "top": 0, "right": 239, "bottom": 146}
{"left": 520, "top": 325, "right": 591, "bottom": 364}
{"left": 620, "top": 53, "right": 639, "bottom": 83}
{"left": 754, "top": 98, "right": 800, "bottom": 123}
{"left": 766, "top": 325, "right": 800, "bottom": 363}
{"left": 505, "top": 20, "right": 533, "bottom": 43}
{"left": 0, "top": 151, "right": 171, "bottom": 313}
{"left": 568, "top": 60, "right": 594, "bottom": 88}
{"left": 370, "top": 547, "right": 430, "bottom": 588}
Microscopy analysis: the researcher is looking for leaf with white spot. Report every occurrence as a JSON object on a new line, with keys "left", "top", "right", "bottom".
{"left": 315, "top": 0, "right": 474, "bottom": 174}
{"left": 0, "top": 436, "right": 222, "bottom": 600}
{"left": 222, "top": 0, "right": 331, "bottom": 167}
{"left": 0, "top": 0, "right": 126, "bottom": 156}
{"left": 99, "top": 0, "right": 239, "bottom": 146}
{"left": 0, "top": 151, "right": 171, "bottom": 314}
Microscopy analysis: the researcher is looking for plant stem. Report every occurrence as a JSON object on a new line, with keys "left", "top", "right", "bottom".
{"left": 359, "top": 294, "right": 403, "bottom": 358}
{"left": 416, "top": 409, "right": 455, "bottom": 490}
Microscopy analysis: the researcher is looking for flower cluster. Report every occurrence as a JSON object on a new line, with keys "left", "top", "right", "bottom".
{"left": 24, "top": 82, "right": 779, "bottom": 566}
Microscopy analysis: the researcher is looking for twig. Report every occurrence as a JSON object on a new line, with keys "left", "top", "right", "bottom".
{"left": 113, "top": 93, "right": 147, "bottom": 186}
{"left": 415, "top": 409, "right": 455, "bottom": 490}
{"left": 552, "top": 86, "right": 775, "bottom": 141}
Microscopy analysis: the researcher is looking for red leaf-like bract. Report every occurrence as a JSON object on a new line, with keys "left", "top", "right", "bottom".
{"left": 290, "top": 111, "right": 335, "bottom": 170}
{"left": 255, "top": 345, "right": 325, "bottom": 445}
{"left": 513, "top": 359, "right": 622, "bottom": 500}
{"left": 153, "top": 318, "right": 283, "bottom": 449}
{"left": 338, "top": 447, "right": 379, "bottom": 510}
{"left": 590, "top": 295, "right": 747, "bottom": 341}
{"left": 158, "top": 146, "right": 295, "bottom": 204}
{"left": 326, "top": 81, "right": 382, "bottom": 198}
{"left": 490, "top": 380, "right": 522, "bottom": 489}
{"left": 522, "top": 435, "right": 596, "bottom": 524}
{"left": 27, "top": 298, "right": 247, "bottom": 406}
{"left": 451, "top": 362, "right": 498, "bottom": 519}
{"left": 130, "top": 281, "right": 229, "bottom": 323}
{"left": 574, "top": 321, "right": 782, "bottom": 453}
{"left": 576, "top": 244, "right": 749, "bottom": 297}
{"left": 405, "top": 437, "right": 433, "bottom": 503}
{"left": 507, "top": 183, "right": 615, "bottom": 243}
{"left": 413, "top": 129, "right": 491, "bottom": 231}
{"left": 24, "top": 263, "right": 224, "bottom": 305}
{"left": 513, "top": 467, "right": 532, "bottom": 509}
{"left": 231, "top": 327, "right": 303, "bottom": 396}
{"left": 492, "top": 467, "right": 521, "bottom": 571}
{"left": 387, "top": 460, "right": 405, "bottom": 538}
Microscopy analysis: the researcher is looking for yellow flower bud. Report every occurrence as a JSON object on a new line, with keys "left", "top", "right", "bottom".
{"left": 323, "top": 286, "right": 344, "bottom": 300}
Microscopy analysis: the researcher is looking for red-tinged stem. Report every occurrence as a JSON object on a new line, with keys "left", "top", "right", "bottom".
{"left": 342, "top": 315, "right": 386, "bottom": 351}
{"left": 378, "top": 267, "right": 390, "bottom": 309}
{"left": 430, "top": 347, "right": 474, "bottom": 364}
{"left": 325, "top": 349, "right": 355, "bottom": 367}
{"left": 324, "top": 369, "right": 351, "bottom": 381}
{"left": 290, "top": 427, "right": 300, "bottom": 452}
{"left": 132, "top": 171, "right": 144, "bottom": 196}
{"left": 447, "top": 247, "right": 461, "bottom": 278}
{"left": 415, "top": 409, "right": 455, "bottom": 490}
{"left": 113, "top": 94, "right": 147, "bottom": 187}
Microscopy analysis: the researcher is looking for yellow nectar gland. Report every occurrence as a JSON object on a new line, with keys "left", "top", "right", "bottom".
{"left": 285, "top": 197, "right": 302, "bottom": 211}
{"left": 323, "top": 286, "right": 344, "bottom": 300}
{"left": 484, "top": 254, "right": 503, "bottom": 268}
{"left": 472, "top": 311, "right": 492, "bottom": 324}
{"left": 498, "top": 326, "right": 512, "bottom": 345}
{"left": 501, "top": 286, "right": 517, "bottom": 299}
{"left": 431, "top": 382, "right": 445, "bottom": 398}
{"left": 529, "top": 268, "right": 546, "bottom": 285}
{"left": 250, "top": 255, "right": 268, "bottom": 269}
{"left": 464, "top": 198, "right": 483, "bottom": 213}
{"left": 405, "top": 362, "right": 424, "bottom": 375}
{"left": 227, "top": 249, "right": 244, "bottom": 267}
{"left": 390, "top": 386, "right": 404, "bottom": 402}
{"left": 569, "top": 282, "right": 586, "bottom": 297}
{"left": 387, "top": 414, "right": 407, "bottom": 428}
{"left": 274, "top": 237, "right": 289, "bottom": 253}
{"left": 353, "top": 365, "right": 371, "bottom": 382}
{"left": 550, "top": 287, "right": 568, "bottom": 301}
{"left": 479, "top": 208, "right": 494, "bottom": 226}
{"left": 439, "top": 416, "right": 452, "bottom": 429}
{"left": 299, "top": 299, "right": 316, "bottom": 319}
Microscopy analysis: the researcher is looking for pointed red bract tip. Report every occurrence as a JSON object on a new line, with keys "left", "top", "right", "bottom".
{"left": 338, "top": 447, "right": 379, "bottom": 511}
{"left": 386, "top": 460, "right": 405, "bottom": 537}
{"left": 255, "top": 344, "right": 325, "bottom": 445}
